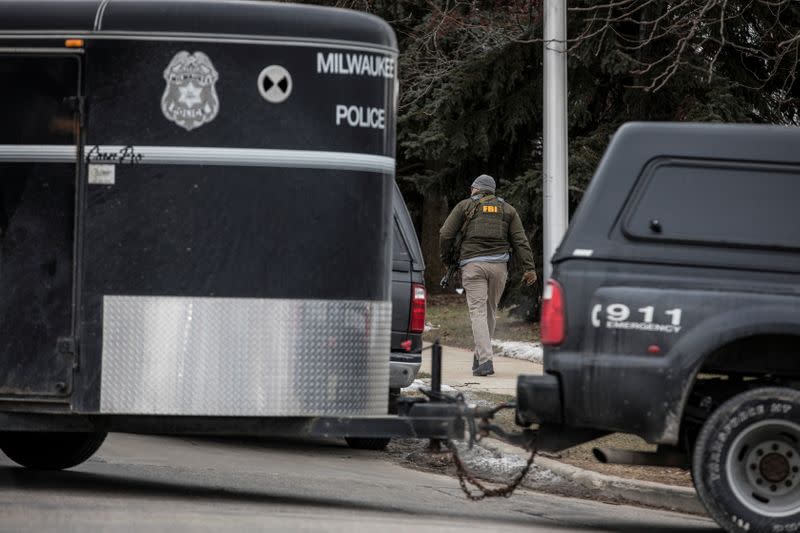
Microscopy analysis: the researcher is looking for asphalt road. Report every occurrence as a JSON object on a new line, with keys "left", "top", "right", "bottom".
{"left": 0, "top": 433, "right": 719, "bottom": 532}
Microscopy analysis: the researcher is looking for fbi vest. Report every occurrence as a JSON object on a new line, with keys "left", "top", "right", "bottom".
{"left": 459, "top": 194, "right": 512, "bottom": 258}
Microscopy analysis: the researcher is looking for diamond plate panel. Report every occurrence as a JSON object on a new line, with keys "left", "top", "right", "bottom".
{"left": 100, "top": 296, "right": 391, "bottom": 416}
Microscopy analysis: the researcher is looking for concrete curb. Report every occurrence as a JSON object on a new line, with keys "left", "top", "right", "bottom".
{"left": 424, "top": 342, "right": 704, "bottom": 515}
{"left": 481, "top": 438, "right": 706, "bottom": 516}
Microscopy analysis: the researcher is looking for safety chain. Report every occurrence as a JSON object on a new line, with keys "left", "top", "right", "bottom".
{"left": 419, "top": 387, "right": 538, "bottom": 501}
{"left": 446, "top": 439, "right": 538, "bottom": 501}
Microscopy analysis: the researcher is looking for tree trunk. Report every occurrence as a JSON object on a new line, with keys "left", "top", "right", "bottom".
{"left": 420, "top": 191, "right": 449, "bottom": 292}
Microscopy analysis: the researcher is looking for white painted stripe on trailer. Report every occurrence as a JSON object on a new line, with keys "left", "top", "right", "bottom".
{"left": 0, "top": 47, "right": 84, "bottom": 54}
{"left": 94, "top": 0, "right": 111, "bottom": 31}
{"left": 0, "top": 32, "right": 399, "bottom": 56}
{"left": 0, "top": 145, "right": 395, "bottom": 174}
{"left": 0, "top": 145, "right": 78, "bottom": 163}
{"left": 92, "top": 145, "right": 397, "bottom": 173}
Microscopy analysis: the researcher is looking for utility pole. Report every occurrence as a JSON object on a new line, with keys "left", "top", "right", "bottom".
{"left": 542, "top": 0, "right": 569, "bottom": 282}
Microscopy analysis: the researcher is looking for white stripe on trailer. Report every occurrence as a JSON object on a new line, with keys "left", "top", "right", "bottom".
{"left": 0, "top": 145, "right": 395, "bottom": 174}
{"left": 0, "top": 32, "right": 399, "bottom": 56}
{"left": 0, "top": 145, "right": 77, "bottom": 163}
{"left": 99, "top": 145, "right": 396, "bottom": 173}
{"left": 93, "top": 0, "right": 111, "bottom": 31}
{"left": 0, "top": 47, "right": 84, "bottom": 54}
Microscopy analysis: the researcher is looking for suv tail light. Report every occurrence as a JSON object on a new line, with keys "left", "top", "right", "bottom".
{"left": 541, "top": 279, "right": 565, "bottom": 345}
{"left": 409, "top": 283, "right": 426, "bottom": 334}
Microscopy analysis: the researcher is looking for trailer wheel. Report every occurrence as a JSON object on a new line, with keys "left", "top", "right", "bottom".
{"left": 345, "top": 388, "right": 400, "bottom": 451}
{"left": 692, "top": 387, "right": 800, "bottom": 532}
{"left": 1, "top": 431, "right": 107, "bottom": 470}
{"left": 345, "top": 437, "right": 391, "bottom": 450}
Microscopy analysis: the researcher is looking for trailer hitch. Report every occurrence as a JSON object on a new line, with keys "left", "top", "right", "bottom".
{"left": 415, "top": 339, "right": 540, "bottom": 500}
{"left": 409, "top": 388, "right": 538, "bottom": 501}
{"left": 449, "top": 399, "right": 538, "bottom": 501}
{"left": 478, "top": 423, "right": 538, "bottom": 451}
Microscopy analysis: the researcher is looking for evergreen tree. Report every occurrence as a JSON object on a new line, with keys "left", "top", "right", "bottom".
{"left": 292, "top": 0, "right": 800, "bottom": 317}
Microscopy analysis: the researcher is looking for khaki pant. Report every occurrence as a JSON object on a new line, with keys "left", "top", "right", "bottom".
{"left": 461, "top": 261, "right": 508, "bottom": 365}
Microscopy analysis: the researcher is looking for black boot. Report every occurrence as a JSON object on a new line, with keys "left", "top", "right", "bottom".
{"left": 472, "top": 353, "right": 479, "bottom": 372}
{"left": 473, "top": 359, "right": 494, "bottom": 376}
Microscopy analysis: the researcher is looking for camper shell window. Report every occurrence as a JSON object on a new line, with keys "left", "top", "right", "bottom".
{"left": 623, "top": 159, "right": 800, "bottom": 251}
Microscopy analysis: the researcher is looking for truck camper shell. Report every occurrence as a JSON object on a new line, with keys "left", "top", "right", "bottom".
{"left": 553, "top": 122, "right": 800, "bottom": 273}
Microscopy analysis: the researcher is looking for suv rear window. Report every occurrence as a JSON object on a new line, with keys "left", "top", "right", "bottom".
{"left": 393, "top": 221, "right": 411, "bottom": 260}
{"left": 623, "top": 160, "right": 800, "bottom": 250}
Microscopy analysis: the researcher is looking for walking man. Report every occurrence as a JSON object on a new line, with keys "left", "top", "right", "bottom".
{"left": 439, "top": 174, "right": 537, "bottom": 376}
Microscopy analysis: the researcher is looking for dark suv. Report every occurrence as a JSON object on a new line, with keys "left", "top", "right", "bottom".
{"left": 389, "top": 183, "right": 426, "bottom": 394}
{"left": 517, "top": 123, "right": 800, "bottom": 532}
{"left": 346, "top": 184, "right": 425, "bottom": 451}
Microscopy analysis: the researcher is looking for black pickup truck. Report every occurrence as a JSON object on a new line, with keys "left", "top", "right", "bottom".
{"left": 516, "top": 123, "right": 800, "bottom": 532}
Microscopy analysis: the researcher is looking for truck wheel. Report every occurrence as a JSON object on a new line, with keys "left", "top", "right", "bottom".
{"left": 345, "top": 388, "right": 400, "bottom": 451}
{"left": 692, "top": 387, "right": 800, "bottom": 532}
{"left": 1, "top": 431, "right": 107, "bottom": 470}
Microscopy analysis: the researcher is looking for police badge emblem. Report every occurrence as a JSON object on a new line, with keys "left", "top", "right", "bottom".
{"left": 161, "top": 51, "right": 220, "bottom": 131}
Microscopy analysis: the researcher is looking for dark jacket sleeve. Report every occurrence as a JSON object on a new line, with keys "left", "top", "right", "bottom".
{"left": 508, "top": 207, "right": 536, "bottom": 272}
{"left": 439, "top": 200, "right": 467, "bottom": 265}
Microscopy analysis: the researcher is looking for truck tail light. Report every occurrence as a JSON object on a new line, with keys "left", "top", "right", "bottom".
{"left": 541, "top": 279, "right": 565, "bottom": 345}
{"left": 409, "top": 283, "right": 426, "bottom": 334}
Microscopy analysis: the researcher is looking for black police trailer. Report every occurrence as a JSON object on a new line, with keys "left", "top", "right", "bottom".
{"left": 0, "top": 0, "right": 460, "bottom": 470}
{"left": 517, "top": 123, "right": 800, "bottom": 532}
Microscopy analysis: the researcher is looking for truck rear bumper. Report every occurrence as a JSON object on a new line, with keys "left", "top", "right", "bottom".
{"left": 390, "top": 352, "right": 421, "bottom": 388}
{"left": 515, "top": 373, "right": 611, "bottom": 452}
{"left": 516, "top": 373, "right": 563, "bottom": 426}
{"left": 517, "top": 350, "right": 685, "bottom": 446}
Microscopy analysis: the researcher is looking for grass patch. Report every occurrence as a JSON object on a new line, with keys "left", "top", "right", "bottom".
{"left": 469, "top": 391, "right": 515, "bottom": 403}
{"left": 466, "top": 390, "right": 518, "bottom": 435}
{"left": 424, "top": 294, "right": 539, "bottom": 349}
{"left": 557, "top": 433, "right": 693, "bottom": 487}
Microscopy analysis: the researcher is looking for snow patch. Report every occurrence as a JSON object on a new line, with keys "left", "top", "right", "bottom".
{"left": 492, "top": 340, "right": 543, "bottom": 364}
{"left": 453, "top": 441, "right": 563, "bottom": 486}
{"left": 423, "top": 322, "right": 440, "bottom": 333}
{"left": 403, "top": 379, "right": 456, "bottom": 393}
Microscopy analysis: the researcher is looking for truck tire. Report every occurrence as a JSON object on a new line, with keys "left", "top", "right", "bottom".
{"left": 692, "top": 387, "right": 800, "bottom": 532}
{"left": 1, "top": 431, "right": 107, "bottom": 470}
{"left": 345, "top": 388, "right": 400, "bottom": 451}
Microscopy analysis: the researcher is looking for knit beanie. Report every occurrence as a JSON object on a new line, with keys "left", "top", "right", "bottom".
{"left": 471, "top": 174, "right": 496, "bottom": 193}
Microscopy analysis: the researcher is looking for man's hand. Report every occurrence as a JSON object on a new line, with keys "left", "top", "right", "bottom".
{"left": 522, "top": 270, "right": 537, "bottom": 286}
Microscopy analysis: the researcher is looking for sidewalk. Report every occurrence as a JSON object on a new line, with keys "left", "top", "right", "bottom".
{"left": 418, "top": 344, "right": 543, "bottom": 397}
